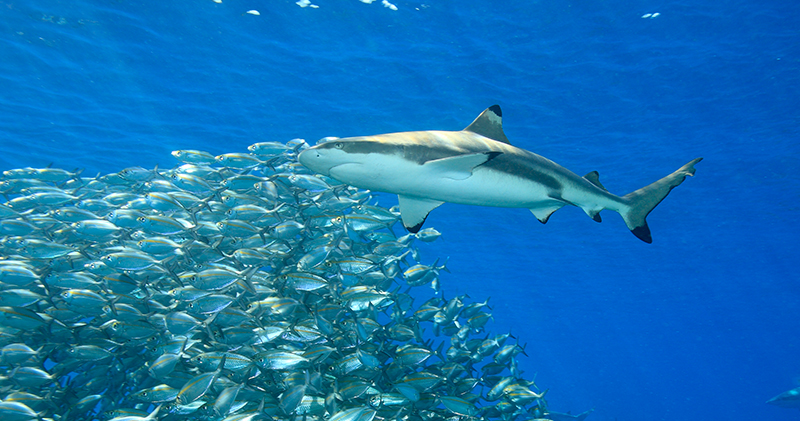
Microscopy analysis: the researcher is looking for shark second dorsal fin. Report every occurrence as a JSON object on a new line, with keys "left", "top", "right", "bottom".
{"left": 583, "top": 171, "right": 608, "bottom": 191}
{"left": 463, "top": 105, "right": 511, "bottom": 145}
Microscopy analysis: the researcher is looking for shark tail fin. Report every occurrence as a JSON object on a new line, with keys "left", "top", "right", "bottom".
{"left": 620, "top": 158, "right": 702, "bottom": 243}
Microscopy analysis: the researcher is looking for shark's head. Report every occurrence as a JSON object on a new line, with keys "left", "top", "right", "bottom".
{"left": 298, "top": 137, "right": 353, "bottom": 176}
{"left": 299, "top": 136, "right": 401, "bottom": 177}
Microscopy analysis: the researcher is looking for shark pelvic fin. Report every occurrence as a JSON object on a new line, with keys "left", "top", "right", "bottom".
{"left": 398, "top": 196, "right": 444, "bottom": 233}
{"left": 530, "top": 204, "right": 566, "bottom": 224}
{"left": 463, "top": 105, "right": 511, "bottom": 144}
{"left": 423, "top": 151, "right": 502, "bottom": 180}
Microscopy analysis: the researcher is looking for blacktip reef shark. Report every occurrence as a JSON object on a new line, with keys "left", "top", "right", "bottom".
{"left": 298, "top": 105, "right": 702, "bottom": 243}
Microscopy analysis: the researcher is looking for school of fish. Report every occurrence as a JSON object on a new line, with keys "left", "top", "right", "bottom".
{"left": 0, "top": 139, "right": 555, "bottom": 421}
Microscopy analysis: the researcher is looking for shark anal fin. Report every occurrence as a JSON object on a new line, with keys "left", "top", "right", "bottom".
{"left": 463, "top": 105, "right": 512, "bottom": 145}
{"left": 423, "top": 151, "right": 502, "bottom": 180}
{"left": 580, "top": 206, "right": 603, "bottom": 223}
{"left": 398, "top": 196, "right": 444, "bottom": 233}
{"left": 583, "top": 171, "right": 608, "bottom": 191}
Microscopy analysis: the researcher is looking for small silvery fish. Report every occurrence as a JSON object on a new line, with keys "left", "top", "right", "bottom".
{"left": 171, "top": 150, "right": 217, "bottom": 164}
{"left": 0, "top": 139, "right": 557, "bottom": 421}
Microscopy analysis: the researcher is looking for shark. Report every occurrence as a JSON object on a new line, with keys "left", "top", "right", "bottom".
{"left": 767, "top": 386, "right": 800, "bottom": 408}
{"left": 298, "top": 105, "right": 702, "bottom": 243}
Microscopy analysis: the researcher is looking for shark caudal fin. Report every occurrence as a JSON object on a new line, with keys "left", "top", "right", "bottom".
{"left": 621, "top": 157, "right": 702, "bottom": 243}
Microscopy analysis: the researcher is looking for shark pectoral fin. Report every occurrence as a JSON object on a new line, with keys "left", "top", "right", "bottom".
{"left": 530, "top": 204, "right": 566, "bottom": 224}
{"left": 423, "top": 152, "right": 502, "bottom": 180}
{"left": 398, "top": 195, "right": 444, "bottom": 233}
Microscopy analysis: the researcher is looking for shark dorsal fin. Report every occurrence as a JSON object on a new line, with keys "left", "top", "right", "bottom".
{"left": 463, "top": 105, "right": 511, "bottom": 145}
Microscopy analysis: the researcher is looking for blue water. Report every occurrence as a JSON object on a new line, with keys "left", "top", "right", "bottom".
{"left": 1, "top": 1, "right": 799, "bottom": 420}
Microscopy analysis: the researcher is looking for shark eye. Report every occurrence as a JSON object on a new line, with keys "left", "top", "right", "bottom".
{"left": 334, "top": 142, "right": 343, "bottom": 149}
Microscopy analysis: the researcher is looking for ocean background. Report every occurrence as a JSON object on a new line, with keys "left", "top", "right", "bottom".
{"left": 1, "top": 1, "right": 798, "bottom": 420}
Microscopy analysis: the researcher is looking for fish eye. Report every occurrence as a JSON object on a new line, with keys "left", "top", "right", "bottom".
{"left": 334, "top": 142, "right": 343, "bottom": 149}
{"left": 137, "top": 216, "right": 146, "bottom": 222}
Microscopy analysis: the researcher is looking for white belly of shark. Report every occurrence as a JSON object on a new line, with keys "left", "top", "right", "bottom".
{"left": 331, "top": 158, "right": 555, "bottom": 208}
{"left": 299, "top": 105, "right": 702, "bottom": 243}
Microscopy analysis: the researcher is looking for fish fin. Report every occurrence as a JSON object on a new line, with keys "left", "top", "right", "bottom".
{"left": 529, "top": 204, "right": 566, "bottom": 224}
{"left": 575, "top": 409, "right": 595, "bottom": 421}
{"left": 423, "top": 151, "right": 502, "bottom": 180}
{"left": 398, "top": 196, "right": 444, "bottom": 233}
{"left": 582, "top": 172, "right": 607, "bottom": 222}
{"left": 587, "top": 209, "right": 602, "bottom": 223}
{"left": 621, "top": 157, "right": 702, "bottom": 243}
{"left": 463, "top": 105, "right": 512, "bottom": 145}
{"left": 238, "top": 267, "right": 259, "bottom": 294}
{"left": 583, "top": 171, "right": 608, "bottom": 191}
{"left": 438, "top": 256, "right": 450, "bottom": 273}
{"left": 145, "top": 405, "right": 162, "bottom": 421}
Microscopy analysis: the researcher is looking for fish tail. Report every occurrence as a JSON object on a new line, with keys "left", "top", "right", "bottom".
{"left": 620, "top": 158, "right": 702, "bottom": 243}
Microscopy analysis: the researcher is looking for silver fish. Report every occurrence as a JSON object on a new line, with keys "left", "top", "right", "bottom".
{"left": 0, "top": 139, "right": 559, "bottom": 421}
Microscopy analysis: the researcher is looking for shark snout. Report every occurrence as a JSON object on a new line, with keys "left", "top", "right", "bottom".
{"left": 297, "top": 148, "right": 317, "bottom": 165}
{"left": 298, "top": 148, "right": 331, "bottom": 176}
